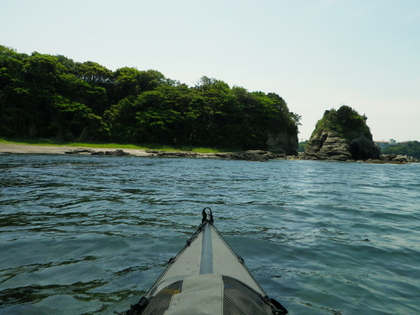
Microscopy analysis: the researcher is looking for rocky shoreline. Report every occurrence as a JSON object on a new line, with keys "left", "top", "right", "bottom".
{"left": 63, "top": 148, "right": 287, "bottom": 162}
{"left": 52, "top": 147, "right": 420, "bottom": 163}
{"left": 0, "top": 143, "right": 418, "bottom": 164}
{"left": 296, "top": 152, "right": 418, "bottom": 164}
{"left": 61, "top": 148, "right": 420, "bottom": 164}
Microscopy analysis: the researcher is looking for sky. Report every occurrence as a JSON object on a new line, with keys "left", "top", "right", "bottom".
{"left": 1, "top": 0, "right": 419, "bottom": 142}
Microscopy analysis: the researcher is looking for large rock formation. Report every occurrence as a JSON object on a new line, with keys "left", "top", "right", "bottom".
{"left": 304, "top": 131, "right": 352, "bottom": 161}
{"left": 350, "top": 135, "right": 381, "bottom": 160}
{"left": 304, "top": 106, "right": 380, "bottom": 161}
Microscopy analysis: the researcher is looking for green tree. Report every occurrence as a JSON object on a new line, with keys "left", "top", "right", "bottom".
{"left": 113, "top": 68, "right": 165, "bottom": 102}
{"left": 0, "top": 46, "right": 27, "bottom": 136}
{"left": 50, "top": 95, "right": 109, "bottom": 140}
{"left": 311, "top": 105, "right": 371, "bottom": 141}
{"left": 76, "top": 61, "right": 113, "bottom": 85}
{"left": 56, "top": 55, "right": 78, "bottom": 74}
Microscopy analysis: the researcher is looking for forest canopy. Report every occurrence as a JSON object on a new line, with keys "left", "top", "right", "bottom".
{"left": 0, "top": 45, "right": 300, "bottom": 150}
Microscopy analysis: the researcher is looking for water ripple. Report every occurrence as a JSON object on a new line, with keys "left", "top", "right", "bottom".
{"left": 0, "top": 155, "right": 419, "bottom": 314}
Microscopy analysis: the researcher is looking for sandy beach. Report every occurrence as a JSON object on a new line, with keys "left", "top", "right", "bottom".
{"left": 0, "top": 143, "right": 152, "bottom": 156}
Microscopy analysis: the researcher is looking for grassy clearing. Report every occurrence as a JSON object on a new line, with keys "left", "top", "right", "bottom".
{"left": 0, "top": 138, "right": 230, "bottom": 153}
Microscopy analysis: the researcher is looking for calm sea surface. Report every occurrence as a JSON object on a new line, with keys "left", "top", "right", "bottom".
{"left": 0, "top": 154, "right": 419, "bottom": 315}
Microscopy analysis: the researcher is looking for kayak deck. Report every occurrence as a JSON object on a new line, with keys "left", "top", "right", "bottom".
{"left": 121, "top": 208, "right": 288, "bottom": 315}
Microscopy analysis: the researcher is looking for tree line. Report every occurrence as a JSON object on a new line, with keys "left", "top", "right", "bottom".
{"left": 0, "top": 45, "right": 300, "bottom": 150}
{"left": 382, "top": 141, "right": 420, "bottom": 158}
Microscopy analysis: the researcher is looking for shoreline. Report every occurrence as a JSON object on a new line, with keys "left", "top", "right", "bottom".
{"left": 1, "top": 143, "right": 418, "bottom": 164}
{"left": 0, "top": 143, "right": 277, "bottom": 161}
{"left": 0, "top": 143, "right": 152, "bottom": 156}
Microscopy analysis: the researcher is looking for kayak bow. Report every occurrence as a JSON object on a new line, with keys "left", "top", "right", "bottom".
{"left": 121, "top": 208, "right": 288, "bottom": 315}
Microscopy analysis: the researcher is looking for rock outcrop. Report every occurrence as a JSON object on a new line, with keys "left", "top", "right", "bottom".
{"left": 146, "top": 150, "right": 286, "bottom": 162}
{"left": 146, "top": 150, "right": 198, "bottom": 158}
{"left": 304, "top": 131, "right": 352, "bottom": 161}
{"left": 304, "top": 131, "right": 380, "bottom": 161}
{"left": 350, "top": 135, "right": 381, "bottom": 160}
{"left": 371, "top": 154, "right": 418, "bottom": 164}
{"left": 65, "top": 149, "right": 131, "bottom": 156}
{"left": 304, "top": 106, "right": 381, "bottom": 161}
{"left": 224, "top": 150, "right": 284, "bottom": 162}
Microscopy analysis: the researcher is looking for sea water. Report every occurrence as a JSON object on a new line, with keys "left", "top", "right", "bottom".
{"left": 0, "top": 154, "right": 419, "bottom": 314}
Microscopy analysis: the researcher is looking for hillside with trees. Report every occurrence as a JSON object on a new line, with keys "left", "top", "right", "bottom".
{"left": 0, "top": 45, "right": 300, "bottom": 151}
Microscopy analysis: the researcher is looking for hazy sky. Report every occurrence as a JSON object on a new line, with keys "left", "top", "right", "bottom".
{"left": 1, "top": 0, "right": 419, "bottom": 141}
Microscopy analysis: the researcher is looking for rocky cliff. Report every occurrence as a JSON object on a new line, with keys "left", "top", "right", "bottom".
{"left": 304, "top": 131, "right": 380, "bottom": 161}
{"left": 304, "top": 106, "right": 380, "bottom": 161}
{"left": 266, "top": 132, "right": 298, "bottom": 155}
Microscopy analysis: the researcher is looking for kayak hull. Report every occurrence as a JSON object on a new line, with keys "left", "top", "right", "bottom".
{"left": 121, "top": 208, "right": 287, "bottom": 315}
{"left": 152, "top": 221, "right": 267, "bottom": 297}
